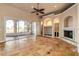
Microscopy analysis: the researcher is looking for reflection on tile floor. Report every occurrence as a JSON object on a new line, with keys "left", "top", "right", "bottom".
{"left": 0, "top": 36, "right": 78, "bottom": 56}
{"left": 0, "top": 35, "right": 35, "bottom": 56}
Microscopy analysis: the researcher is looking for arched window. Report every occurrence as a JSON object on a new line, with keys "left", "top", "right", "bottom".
{"left": 53, "top": 18, "right": 60, "bottom": 24}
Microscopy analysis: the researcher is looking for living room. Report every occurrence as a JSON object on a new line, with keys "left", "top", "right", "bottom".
{"left": 0, "top": 3, "right": 79, "bottom": 56}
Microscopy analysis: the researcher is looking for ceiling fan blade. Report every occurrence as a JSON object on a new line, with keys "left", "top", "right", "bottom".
{"left": 39, "top": 9, "right": 45, "bottom": 11}
{"left": 39, "top": 11, "right": 45, "bottom": 14}
{"left": 31, "top": 11, "right": 36, "bottom": 13}
{"left": 33, "top": 8, "right": 38, "bottom": 11}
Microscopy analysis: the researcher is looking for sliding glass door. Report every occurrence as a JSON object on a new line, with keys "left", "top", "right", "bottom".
{"left": 6, "top": 19, "right": 32, "bottom": 39}
{"left": 6, "top": 20, "right": 15, "bottom": 41}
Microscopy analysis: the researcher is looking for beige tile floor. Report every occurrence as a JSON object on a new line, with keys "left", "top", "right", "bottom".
{"left": 0, "top": 36, "right": 78, "bottom": 56}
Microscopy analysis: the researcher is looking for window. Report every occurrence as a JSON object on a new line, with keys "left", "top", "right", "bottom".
{"left": 6, "top": 20, "right": 14, "bottom": 33}
{"left": 17, "top": 20, "right": 25, "bottom": 33}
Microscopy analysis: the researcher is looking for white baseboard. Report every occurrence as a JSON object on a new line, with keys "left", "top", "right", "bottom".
{"left": 43, "top": 35, "right": 52, "bottom": 37}
{"left": 0, "top": 41, "right": 5, "bottom": 43}
{"left": 58, "top": 37, "right": 77, "bottom": 46}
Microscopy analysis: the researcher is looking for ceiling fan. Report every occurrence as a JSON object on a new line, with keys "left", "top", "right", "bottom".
{"left": 31, "top": 3, "right": 45, "bottom": 15}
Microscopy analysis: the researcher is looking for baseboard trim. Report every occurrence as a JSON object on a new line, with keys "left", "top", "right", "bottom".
{"left": 0, "top": 41, "right": 5, "bottom": 44}
{"left": 58, "top": 37, "right": 77, "bottom": 46}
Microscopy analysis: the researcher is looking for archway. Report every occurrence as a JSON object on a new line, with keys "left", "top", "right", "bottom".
{"left": 53, "top": 18, "right": 60, "bottom": 37}
{"left": 43, "top": 18, "right": 52, "bottom": 37}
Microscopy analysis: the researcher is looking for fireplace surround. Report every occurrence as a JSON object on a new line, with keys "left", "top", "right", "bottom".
{"left": 64, "top": 30, "right": 73, "bottom": 39}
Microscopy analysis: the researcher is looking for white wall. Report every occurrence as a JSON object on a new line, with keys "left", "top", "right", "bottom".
{"left": 76, "top": 4, "right": 79, "bottom": 52}
{"left": 32, "top": 21, "right": 41, "bottom": 36}
{"left": 36, "top": 22, "right": 41, "bottom": 35}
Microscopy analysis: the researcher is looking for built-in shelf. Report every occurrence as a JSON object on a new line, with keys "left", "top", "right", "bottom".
{"left": 44, "top": 26, "right": 52, "bottom": 37}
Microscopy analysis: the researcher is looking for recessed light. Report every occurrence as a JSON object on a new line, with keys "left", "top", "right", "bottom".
{"left": 32, "top": 6, "right": 34, "bottom": 8}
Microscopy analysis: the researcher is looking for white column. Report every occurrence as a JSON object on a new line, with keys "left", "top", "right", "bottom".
{"left": 14, "top": 20, "right": 17, "bottom": 34}
{"left": 76, "top": 4, "right": 79, "bottom": 53}
{"left": 0, "top": 17, "right": 5, "bottom": 42}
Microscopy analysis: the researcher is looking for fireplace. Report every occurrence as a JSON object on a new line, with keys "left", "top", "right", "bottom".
{"left": 64, "top": 30, "right": 73, "bottom": 39}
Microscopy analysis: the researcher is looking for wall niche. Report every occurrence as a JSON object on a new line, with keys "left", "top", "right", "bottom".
{"left": 43, "top": 18, "right": 52, "bottom": 36}
{"left": 64, "top": 16, "right": 73, "bottom": 27}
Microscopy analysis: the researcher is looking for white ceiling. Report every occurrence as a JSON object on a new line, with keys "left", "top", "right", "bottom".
{"left": 5, "top": 3, "right": 74, "bottom": 15}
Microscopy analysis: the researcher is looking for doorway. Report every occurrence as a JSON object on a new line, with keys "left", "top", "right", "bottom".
{"left": 53, "top": 18, "right": 60, "bottom": 37}
{"left": 54, "top": 23, "right": 59, "bottom": 37}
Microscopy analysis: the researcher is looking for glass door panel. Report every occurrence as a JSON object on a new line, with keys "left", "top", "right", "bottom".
{"left": 27, "top": 22, "right": 32, "bottom": 34}
{"left": 6, "top": 20, "right": 14, "bottom": 34}
{"left": 17, "top": 20, "right": 25, "bottom": 33}
{"left": 6, "top": 19, "right": 32, "bottom": 41}
{"left": 24, "top": 22, "right": 32, "bottom": 34}
{"left": 6, "top": 20, "right": 15, "bottom": 41}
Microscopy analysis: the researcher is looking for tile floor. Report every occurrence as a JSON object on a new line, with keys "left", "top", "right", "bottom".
{"left": 0, "top": 36, "right": 78, "bottom": 56}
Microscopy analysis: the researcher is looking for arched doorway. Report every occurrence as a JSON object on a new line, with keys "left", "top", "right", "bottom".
{"left": 43, "top": 18, "right": 52, "bottom": 37}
